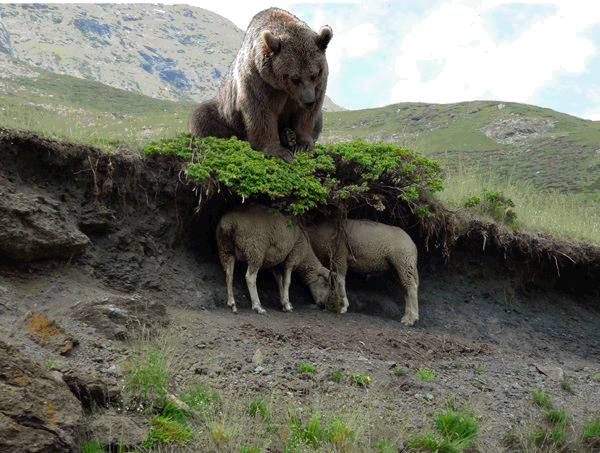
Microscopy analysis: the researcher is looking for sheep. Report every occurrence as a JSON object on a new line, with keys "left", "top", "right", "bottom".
{"left": 307, "top": 219, "right": 419, "bottom": 326}
{"left": 215, "top": 204, "right": 339, "bottom": 314}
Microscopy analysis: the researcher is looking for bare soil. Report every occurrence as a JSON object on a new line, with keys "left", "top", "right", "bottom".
{"left": 1, "top": 128, "right": 599, "bottom": 452}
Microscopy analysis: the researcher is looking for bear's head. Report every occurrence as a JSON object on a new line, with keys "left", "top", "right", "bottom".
{"left": 261, "top": 25, "right": 332, "bottom": 111}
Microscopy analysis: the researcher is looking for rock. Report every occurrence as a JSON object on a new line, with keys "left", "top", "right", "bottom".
{"left": 0, "top": 191, "right": 90, "bottom": 261}
{"left": 70, "top": 295, "right": 169, "bottom": 340}
{"left": 535, "top": 365, "right": 564, "bottom": 382}
{"left": 87, "top": 411, "right": 150, "bottom": 452}
{"left": 62, "top": 369, "right": 121, "bottom": 411}
{"left": 19, "top": 311, "right": 79, "bottom": 355}
{"left": 0, "top": 340, "right": 84, "bottom": 452}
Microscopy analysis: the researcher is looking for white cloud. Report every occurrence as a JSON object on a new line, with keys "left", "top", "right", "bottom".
{"left": 326, "top": 23, "right": 379, "bottom": 75}
{"left": 391, "top": 0, "right": 597, "bottom": 105}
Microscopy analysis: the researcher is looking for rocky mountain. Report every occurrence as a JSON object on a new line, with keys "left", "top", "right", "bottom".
{"left": 0, "top": 3, "right": 345, "bottom": 111}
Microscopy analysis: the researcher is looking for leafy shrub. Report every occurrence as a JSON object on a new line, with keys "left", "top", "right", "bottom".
{"left": 144, "top": 135, "right": 443, "bottom": 215}
{"left": 461, "top": 189, "right": 518, "bottom": 229}
{"left": 331, "top": 371, "right": 342, "bottom": 382}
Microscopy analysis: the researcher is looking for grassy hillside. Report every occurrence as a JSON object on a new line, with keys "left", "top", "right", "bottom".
{"left": 322, "top": 101, "right": 600, "bottom": 196}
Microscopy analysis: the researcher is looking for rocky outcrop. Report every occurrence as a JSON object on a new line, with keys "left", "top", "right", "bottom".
{"left": 0, "top": 340, "right": 84, "bottom": 452}
{"left": 70, "top": 295, "right": 170, "bottom": 340}
{"left": 0, "top": 189, "right": 90, "bottom": 261}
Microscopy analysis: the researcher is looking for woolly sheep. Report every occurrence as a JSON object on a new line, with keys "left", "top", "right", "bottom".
{"left": 216, "top": 204, "right": 338, "bottom": 314}
{"left": 307, "top": 219, "right": 419, "bottom": 326}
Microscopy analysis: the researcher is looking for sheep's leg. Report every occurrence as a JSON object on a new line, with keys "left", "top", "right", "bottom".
{"left": 280, "top": 266, "right": 294, "bottom": 312}
{"left": 338, "top": 274, "right": 349, "bottom": 314}
{"left": 393, "top": 261, "right": 419, "bottom": 326}
{"left": 245, "top": 265, "right": 266, "bottom": 314}
{"left": 271, "top": 269, "right": 292, "bottom": 312}
{"left": 223, "top": 255, "right": 237, "bottom": 313}
{"left": 401, "top": 281, "right": 419, "bottom": 326}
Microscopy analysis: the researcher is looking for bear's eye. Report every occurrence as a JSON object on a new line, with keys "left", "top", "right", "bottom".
{"left": 291, "top": 77, "right": 301, "bottom": 85}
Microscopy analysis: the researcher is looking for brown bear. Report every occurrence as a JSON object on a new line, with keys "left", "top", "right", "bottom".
{"left": 189, "top": 7, "right": 332, "bottom": 163}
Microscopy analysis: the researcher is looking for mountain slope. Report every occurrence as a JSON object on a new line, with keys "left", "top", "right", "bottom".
{"left": 323, "top": 101, "right": 600, "bottom": 194}
{"left": 0, "top": 3, "right": 345, "bottom": 111}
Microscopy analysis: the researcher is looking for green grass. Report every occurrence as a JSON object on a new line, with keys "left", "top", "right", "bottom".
{"left": 395, "top": 368, "right": 406, "bottom": 377}
{"left": 436, "top": 162, "right": 600, "bottom": 245}
{"left": 582, "top": 418, "right": 600, "bottom": 439}
{"left": 351, "top": 374, "right": 371, "bottom": 386}
{"left": 593, "top": 373, "right": 600, "bottom": 383}
{"left": 298, "top": 364, "right": 317, "bottom": 373}
{"left": 532, "top": 388, "right": 551, "bottom": 408}
{"left": 474, "top": 364, "right": 485, "bottom": 374}
{"left": 408, "top": 411, "right": 478, "bottom": 452}
{"left": 417, "top": 368, "right": 436, "bottom": 382}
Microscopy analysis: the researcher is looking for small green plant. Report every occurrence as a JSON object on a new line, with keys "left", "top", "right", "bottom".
{"left": 547, "top": 410, "right": 568, "bottom": 426}
{"left": 474, "top": 363, "right": 485, "bottom": 374}
{"left": 532, "top": 388, "right": 551, "bottom": 408}
{"left": 560, "top": 379, "right": 572, "bottom": 391}
{"left": 82, "top": 440, "right": 104, "bottom": 453}
{"left": 593, "top": 373, "right": 600, "bottom": 383}
{"left": 331, "top": 371, "right": 342, "bottom": 382}
{"left": 128, "top": 349, "right": 171, "bottom": 397}
{"left": 373, "top": 439, "right": 395, "bottom": 452}
{"left": 582, "top": 418, "right": 600, "bottom": 439}
{"left": 283, "top": 414, "right": 355, "bottom": 452}
{"left": 249, "top": 397, "right": 271, "bottom": 420}
{"left": 394, "top": 368, "right": 406, "bottom": 377}
{"left": 409, "top": 411, "right": 477, "bottom": 452}
{"left": 299, "top": 364, "right": 316, "bottom": 373}
{"left": 143, "top": 415, "right": 192, "bottom": 448}
{"left": 351, "top": 374, "right": 371, "bottom": 386}
{"left": 180, "top": 384, "right": 219, "bottom": 420}
{"left": 417, "top": 368, "right": 436, "bottom": 382}
{"left": 531, "top": 426, "right": 565, "bottom": 447}
{"left": 462, "top": 189, "right": 518, "bottom": 229}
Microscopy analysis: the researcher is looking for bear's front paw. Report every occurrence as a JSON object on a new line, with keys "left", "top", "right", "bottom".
{"left": 293, "top": 134, "right": 315, "bottom": 154}
{"left": 279, "top": 128, "right": 296, "bottom": 149}
{"left": 262, "top": 143, "right": 294, "bottom": 163}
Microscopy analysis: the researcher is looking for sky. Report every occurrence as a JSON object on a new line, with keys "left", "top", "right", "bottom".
{"left": 198, "top": 0, "right": 600, "bottom": 121}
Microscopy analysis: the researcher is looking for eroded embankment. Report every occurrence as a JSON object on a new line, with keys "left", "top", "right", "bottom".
{"left": 0, "top": 127, "right": 599, "bottom": 358}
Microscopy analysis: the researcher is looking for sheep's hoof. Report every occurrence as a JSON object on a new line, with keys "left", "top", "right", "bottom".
{"left": 253, "top": 306, "right": 267, "bottom": 314}
{"left": 401, "top": 314, "right": 418, "bottom": 326}
{"left": 229, "top": 305, "right": 237, "bottom": 314}
{"left": 282, "top": 305, "right": 293, "bottom": 312}
{"left": 339, "top": 306, "right": 347, "bottom": 314}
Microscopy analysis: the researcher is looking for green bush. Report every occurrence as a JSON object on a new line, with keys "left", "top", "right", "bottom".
{"left": 144, "top": 135, "right": 443, "bottom": 215}
{"left": 462, "top": 189, "right": 518, "bottom": 228}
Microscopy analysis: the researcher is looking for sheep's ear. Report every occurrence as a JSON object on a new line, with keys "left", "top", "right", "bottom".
{"left": 262, "top": 30, "right": 281, "bottom": 53}
{"left": 315, "top": 25, "right": 332, "bottom": 51}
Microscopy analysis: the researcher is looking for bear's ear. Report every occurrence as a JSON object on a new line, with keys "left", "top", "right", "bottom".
{"left": 315, "top": 25, "right": 332, "bottom": 51}
{"left": 262, "top": 30, "right": 281, "bottom": 54}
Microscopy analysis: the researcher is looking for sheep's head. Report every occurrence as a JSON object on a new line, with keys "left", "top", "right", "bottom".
{"left": 309, "top": 268, "right": 344, "bottom": 311}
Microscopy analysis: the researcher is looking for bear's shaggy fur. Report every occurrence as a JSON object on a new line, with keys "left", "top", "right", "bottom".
{"left": 189, "top": 7, "right": 332, "bottom": 163}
